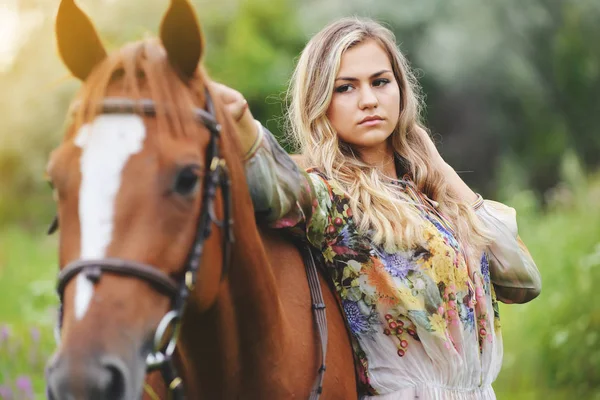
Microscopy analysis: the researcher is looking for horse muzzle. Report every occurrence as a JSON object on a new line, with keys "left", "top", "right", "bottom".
{"left": 45, "top": 352, "right": 144, "bottom": 400}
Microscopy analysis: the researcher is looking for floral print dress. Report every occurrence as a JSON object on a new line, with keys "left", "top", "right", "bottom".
{"left": 244, "top": 124, "right": 542, "bottom": 399}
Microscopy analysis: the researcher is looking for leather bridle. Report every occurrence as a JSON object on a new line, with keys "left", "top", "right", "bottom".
{"left": 53, "top": 90, "right": 234, "bottom": 400}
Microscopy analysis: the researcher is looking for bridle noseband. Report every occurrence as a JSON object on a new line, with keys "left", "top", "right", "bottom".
{"left": 53, "top": 90, "right": 234, "bottom": 400}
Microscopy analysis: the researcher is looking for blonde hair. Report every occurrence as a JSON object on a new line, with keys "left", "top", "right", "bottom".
{"left": 287, "top": 17, "right": 491, "bottom": 261}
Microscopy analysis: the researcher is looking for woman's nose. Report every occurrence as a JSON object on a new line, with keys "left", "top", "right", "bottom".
{"left": 358, "top": 87, "right": 378, "bottom": 109}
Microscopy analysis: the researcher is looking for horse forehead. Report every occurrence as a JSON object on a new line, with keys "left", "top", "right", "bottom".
{"left": 74, "top": 114, "right": 147, "bottom": 153}
{"left": 75, "top": 114, "right": 148, "bottom": 261}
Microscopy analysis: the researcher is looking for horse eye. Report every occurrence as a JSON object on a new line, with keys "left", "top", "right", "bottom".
{"left": 48, "top": 215, "right": 59, "bottom": 235}
{"left": 174, "top": 166, "right": 200, "bottom": 196}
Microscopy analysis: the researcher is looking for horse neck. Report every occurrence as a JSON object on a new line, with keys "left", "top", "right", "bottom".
{"left": 177, "top": 115, "right": 292, "bottom": 397}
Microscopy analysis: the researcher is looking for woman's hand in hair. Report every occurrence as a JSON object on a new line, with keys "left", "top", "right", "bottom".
{"left": 210, "top": 82, "right": 260, "bottom": 155}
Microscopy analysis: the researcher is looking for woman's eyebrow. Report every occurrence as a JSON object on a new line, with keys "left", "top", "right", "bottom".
{"left": 335, "top": 69, "right": 392, "bottom": 82}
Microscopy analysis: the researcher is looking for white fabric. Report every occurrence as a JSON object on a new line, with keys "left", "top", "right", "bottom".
{"left": 475, "top": 200, "right": 542, "bottom": 304}
{"left": 362, "top": 384, "right": 495, "bottom": 400}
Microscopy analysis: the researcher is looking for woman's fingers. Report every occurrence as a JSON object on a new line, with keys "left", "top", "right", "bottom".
{"left": 209, "top": 82, "right": 258, "bottom": 153}
{"left": 210, "top": 82, "right": 248, "bottom": 120}
{"left": 210, "top": 82, "right": 241, "bottom": 103}
{"left": 229, "top": 99, "right": 248, "bottom": 122}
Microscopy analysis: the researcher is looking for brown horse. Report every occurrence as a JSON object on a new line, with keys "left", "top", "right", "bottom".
{"left": 44, "top": 0, "right": 356, "bottom": 399}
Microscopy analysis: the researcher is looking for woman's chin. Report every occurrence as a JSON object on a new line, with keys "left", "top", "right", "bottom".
{"left": 348, "top": 130, "right": 393, "bottom": 151}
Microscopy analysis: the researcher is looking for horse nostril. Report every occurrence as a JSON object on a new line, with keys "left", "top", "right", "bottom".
{"left": 100, "top": 357, "right": 128, "bottom": 400}
{"left": 45, "top": 354, "right": 62, "bottom": 400}
{"left": 46, "top": 384, "right": 57, "bottom": 400}
{"left": 105, "top": 365, "right": 126, "bottom": 399}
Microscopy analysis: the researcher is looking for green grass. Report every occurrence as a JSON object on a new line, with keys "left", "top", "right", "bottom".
{"left": 0, "top": 227, "right": 58, "bottom": 399}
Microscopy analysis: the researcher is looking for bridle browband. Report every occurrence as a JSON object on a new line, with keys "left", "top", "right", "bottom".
{"left": 53, "top": 90, "right": 234, "bottom": 400}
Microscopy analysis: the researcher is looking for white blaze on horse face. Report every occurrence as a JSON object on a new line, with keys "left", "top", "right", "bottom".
{"left": 73, "top": 114, "right": 147, "bottom": 320}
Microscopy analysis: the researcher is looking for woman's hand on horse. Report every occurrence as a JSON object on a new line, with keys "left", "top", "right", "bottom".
{"left": 210, "top": 82, "right": 260, "bottom": 155}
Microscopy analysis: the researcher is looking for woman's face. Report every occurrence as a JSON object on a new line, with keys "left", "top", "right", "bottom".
{"left": 326, "top": 39, "right": 401, "bottom": 158}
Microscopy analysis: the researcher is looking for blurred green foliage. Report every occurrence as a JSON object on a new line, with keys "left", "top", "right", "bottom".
{"left": 0, "top": 0, "right": 599, "bottom": 398}
{"left": 494, "top": 158, "right": 600, "bottom": 399}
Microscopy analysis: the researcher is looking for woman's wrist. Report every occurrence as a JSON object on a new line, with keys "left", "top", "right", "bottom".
{"left": 243, "top": 120, "right": 264, "bottom": 161}
{"left": 471, "top": 193, "right": 484, "bottom": 210}
{"left": 236, "top": 104, "right": 260, "bottom": 155}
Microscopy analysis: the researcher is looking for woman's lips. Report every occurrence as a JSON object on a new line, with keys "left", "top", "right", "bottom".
{"left": 359, "top": 118, "right": 384, "bottom": 126}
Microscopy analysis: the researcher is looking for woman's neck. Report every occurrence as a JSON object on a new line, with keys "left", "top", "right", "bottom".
{"left": 356, "top": 141, "right": 397, "bottom": 179}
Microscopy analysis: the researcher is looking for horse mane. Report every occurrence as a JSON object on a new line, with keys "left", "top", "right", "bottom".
{"left": 67, "top": 38, "right": 209, "bottom": 143}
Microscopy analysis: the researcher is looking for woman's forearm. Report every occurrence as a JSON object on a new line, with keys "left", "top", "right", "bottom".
{"left": 237, "top": 108, "right": 261, "bottom": 156}
{"left": 415, "top": 126, "right": 479, "bottom": 205}
{"left": 439, "top": 161, "right": 479, "bottom": 205}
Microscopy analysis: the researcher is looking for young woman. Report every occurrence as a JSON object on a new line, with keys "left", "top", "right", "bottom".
{"left": 215, "top": 17, "right": 541, "bottom": 399}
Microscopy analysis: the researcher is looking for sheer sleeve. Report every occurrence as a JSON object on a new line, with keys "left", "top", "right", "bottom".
{"left": 243, "top": 122, "right": 336, "bottom": 249}
{"left": 474, "top": 198, "right": 542, "bottom": 304}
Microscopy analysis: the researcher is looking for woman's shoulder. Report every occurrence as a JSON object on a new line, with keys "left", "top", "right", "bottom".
{"left": 290, "top": 156, "right": 349, "bottom": 206}
{"left": 289, "top": 154, "right": 330, "bottom": 182}
{"left": 289, "top": 153, "right": 310, "bottom": 169}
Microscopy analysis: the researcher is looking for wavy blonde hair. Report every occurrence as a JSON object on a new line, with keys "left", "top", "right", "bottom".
{"left": 287, "top": 17, "right": 491, "bottom": 262}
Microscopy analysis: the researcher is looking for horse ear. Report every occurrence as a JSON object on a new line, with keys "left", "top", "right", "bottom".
{"left": 160, "top": 0, "right": 204, "bottom": 81}
{"left": 55, "top": 0, "right": 107, "bottom": 81}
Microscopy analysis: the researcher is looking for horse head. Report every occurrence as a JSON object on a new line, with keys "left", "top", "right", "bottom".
{"left": 45, "top": 1, "right": 241, "bottom": 398}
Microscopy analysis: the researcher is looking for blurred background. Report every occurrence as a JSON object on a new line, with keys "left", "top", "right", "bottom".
{"left": 0, "top": 0, "right": 599, "bottom": 398}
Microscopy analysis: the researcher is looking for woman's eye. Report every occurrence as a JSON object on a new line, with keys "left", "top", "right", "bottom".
{"left": 335, "top": 84, "right": 353, "bottom": 93}
{"left": 373, "top": 78, "right": 390, "bottom": 87}
{"left": 174, "top": 166, "right": 200, "bottom": 196}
